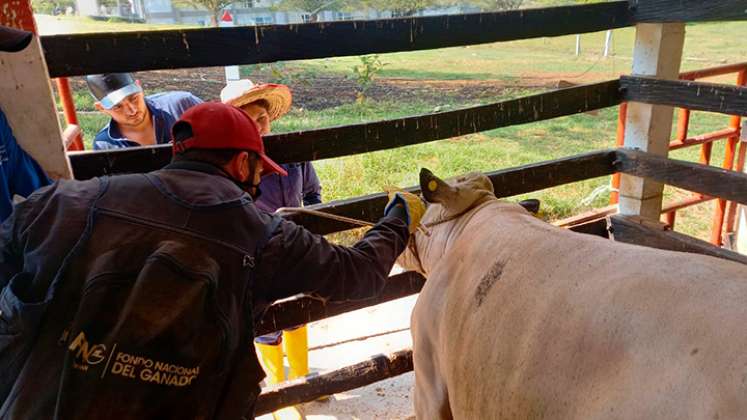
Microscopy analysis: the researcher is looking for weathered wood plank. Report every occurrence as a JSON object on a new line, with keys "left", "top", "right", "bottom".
{"left": 69, "top": 81, "right": 622, "bottom": 180}
{"left": 621, "top": 76, "right": 747, "bottom": 118}
{"left": 281, "top": 149, "right": 618, "bottom": 235}
{"left": 269, "top": 81, "right": 622, "bottom": 164}
{"left": 568, "top": 217, "right": 611, "bottom": 238}
{"left": 632, "top": 0, "right": 747, "bottom": 23}
{"left": 255, "top": 348, "right": 414, "bottom": 415}
{"left": 0, "top": 26, "right": 72, "bottom": 179}
{"left": 615, "top": 148, "right": 747, "bottom": 207}
{"left": 255, "top": 271, "right": 426, "bottom": 336}
{"left": 42, "top": 3, "right": 632, "bottom": 77}
{"left": 608, "top": 214, "right": 747, "bottom": 265}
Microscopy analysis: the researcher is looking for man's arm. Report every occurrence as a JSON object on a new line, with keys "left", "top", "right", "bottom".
{"left": 0, "top": 108, "right": 50, "bottom": 215}
{"left": 166, "top": 91, "right": 203, "bottom": 117}
{"left": 254, "top": 215, "right": 409, "bottom": 304}
{"left": 301, "top": 162, "right": 322, "bottom": 206}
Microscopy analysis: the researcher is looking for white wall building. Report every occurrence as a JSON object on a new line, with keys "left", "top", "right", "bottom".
{"left": 76, "top": 0, "right": 477, "bottom": 26}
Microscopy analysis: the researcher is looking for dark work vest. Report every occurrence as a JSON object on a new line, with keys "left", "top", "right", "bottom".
{"left": 1, "top": 162, "right": 278, "bottom": 419}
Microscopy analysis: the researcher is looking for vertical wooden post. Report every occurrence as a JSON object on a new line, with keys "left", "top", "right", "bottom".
{"left": 618, "top": 23, "right": 685, "bottom": 220}
{"left": 733, "top": 121, "right": 747, "bottom": 254}
{"left": 604, "top": 30, "right": 613, "bottom": 57}
{"left": 0, "top": 0, "right": 72, "bottom": 179}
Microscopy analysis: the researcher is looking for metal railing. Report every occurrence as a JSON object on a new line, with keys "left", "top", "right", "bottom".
{"left": 611, "top": 62, "right": 747, "bottom": 246}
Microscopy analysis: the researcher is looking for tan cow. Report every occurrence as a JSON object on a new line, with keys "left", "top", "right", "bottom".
{"left": 400, "top": 168, "right": 747, "bottom": 420}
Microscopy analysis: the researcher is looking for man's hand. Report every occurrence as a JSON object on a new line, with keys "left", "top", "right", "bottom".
{"left": 61, "top": 124, "right": 81, "bottom": 150}
{"left": 384, "top": 191, "right": 426, "bottom": 234}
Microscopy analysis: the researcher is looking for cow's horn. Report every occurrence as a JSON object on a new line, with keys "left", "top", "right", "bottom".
{"left": 420, "top": 168, "right": 453, "bottom": 203}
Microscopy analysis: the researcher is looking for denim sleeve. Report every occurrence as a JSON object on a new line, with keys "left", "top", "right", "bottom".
{"left": 254, "top": 215, "right": 409, "bottom": 304}
{"left": 174, "top": 92, "right": 203, "bottom": 116}
{"left": 301, "top": 162, "right": 322, "bottom": 206}
{"left": 0, "top": 110, "right": 50, "bottom": 201}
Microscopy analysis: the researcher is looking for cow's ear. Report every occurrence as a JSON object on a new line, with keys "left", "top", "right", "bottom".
{"left": 420, "top": 168, "right": 455, "bottom": 203}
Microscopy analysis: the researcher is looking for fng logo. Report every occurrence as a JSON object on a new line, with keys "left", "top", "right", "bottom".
{"left": 68, "top": 331, "right": 107, "bottom": 371}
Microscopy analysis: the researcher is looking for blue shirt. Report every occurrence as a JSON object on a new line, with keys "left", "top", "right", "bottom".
{"left": 255, "top": 162, "right": 322, "bottom": 213}
{"left": 93, "top": 91, "right": 202, "bottom": 150}
{"left": 0, "top": 107, "right": 50, "bottom": 222}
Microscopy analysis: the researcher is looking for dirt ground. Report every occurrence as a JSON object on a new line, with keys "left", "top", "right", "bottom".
{"left": 65, "top": 66, "right": 586, "bottom": 111}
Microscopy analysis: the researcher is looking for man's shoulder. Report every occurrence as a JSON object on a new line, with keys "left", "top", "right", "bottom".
{"left": 147, "top": 91, "right": 203, "bottom": 110}
{"left": 18, "top": 177, "right": 101, "bottom": 212}
{"left": 92, "top": 124, "right": 121, "bottom": 150}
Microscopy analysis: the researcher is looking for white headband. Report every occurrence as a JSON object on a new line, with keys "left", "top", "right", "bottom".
{"left": 99, "top": 83, "right": 142, "bottom": 109}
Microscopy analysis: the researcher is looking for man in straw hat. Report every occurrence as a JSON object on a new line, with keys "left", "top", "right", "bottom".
{"left": 221, "top": 79, "right": 321, "bottom": 419}
{"left": 0, "top": 101, "right": 425, "bottom": 418}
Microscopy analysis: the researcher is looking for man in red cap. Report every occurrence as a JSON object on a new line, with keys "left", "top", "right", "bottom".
{"left": 0, "top": 102, "right": 425, "bottom": 419}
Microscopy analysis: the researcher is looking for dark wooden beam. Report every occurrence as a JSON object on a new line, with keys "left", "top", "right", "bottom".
{"left": 255, "top": 348, "right": 414, "bottom": 415}
{"left": 255, "top": 271, "right": 425, "bottom": 336}
{"left": 69, "top": 80, "right": 622, "bottom": 180}
{"left": 631, "top": 0, "right": 747, "bottom": 23}
{"left": 608, "top": 214, "right": 747, "bottom": 265}
{"left": 282, "top": 149, "right": 618, "bottom": 235}
{"left": 271, "top": 81, "right": 622, "bottom": 164}
{"left": 68, "top": 145, "right": 172, "bottom": 179}
{"left": 621, "top": 76, "right": 747, "bottom": 117}
{"left": 42, "top": 3, "right": 631, "bottom": 77}
{"left": 567, "top": 217, "right": 610, "bottom": 238}
{"left": 615, "top": 148, "right": 747, "bottom": 206}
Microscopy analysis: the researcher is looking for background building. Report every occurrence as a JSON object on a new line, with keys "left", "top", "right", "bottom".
{"left": 75, "top": 0, "right": 477, "bottom": 26}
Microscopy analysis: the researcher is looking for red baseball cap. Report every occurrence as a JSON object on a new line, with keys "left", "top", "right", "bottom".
{"left": 172, "top": 102, "right": 287, "bottom": 177}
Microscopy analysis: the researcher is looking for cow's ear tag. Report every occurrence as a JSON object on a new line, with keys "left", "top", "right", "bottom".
{"left": 428, "top": 180, "right": 438, "bottom": 192}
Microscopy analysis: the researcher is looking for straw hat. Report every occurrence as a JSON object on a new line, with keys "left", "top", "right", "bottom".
{"left": 220, "top": 79, "right": 292, "bottom": 121}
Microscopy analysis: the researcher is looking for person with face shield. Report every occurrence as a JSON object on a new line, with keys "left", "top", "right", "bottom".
{"left": 0, "top": 102, "right": 425, "bottom": 419}
{"left": 85, "top": 72, "right": 202, "bottom": 150}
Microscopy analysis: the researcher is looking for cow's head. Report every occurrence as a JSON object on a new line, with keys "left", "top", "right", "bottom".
{"left": 397, "top": 168, "right": 496, "bottom": 275}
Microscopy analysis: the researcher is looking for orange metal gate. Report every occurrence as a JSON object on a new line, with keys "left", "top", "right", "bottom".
{"left": 611, "top": 62, "right": 747, "bottom": 246}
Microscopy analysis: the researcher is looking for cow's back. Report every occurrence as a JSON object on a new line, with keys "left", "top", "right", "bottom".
{"left": 412, "top": 202, "right": 747, "bottom": 419}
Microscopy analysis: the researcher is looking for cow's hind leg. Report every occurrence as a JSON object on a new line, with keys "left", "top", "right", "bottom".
{"left": 413, "top": 348, "right": 453, "bottom": 420}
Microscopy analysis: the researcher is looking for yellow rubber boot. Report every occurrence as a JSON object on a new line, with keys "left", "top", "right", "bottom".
{"left": 283, "top": 326, "right": 309, "bottom": 380}
{"left": 284, "top": 326, "right": 328, "bottom": 403}
{"left": 257, "top": 342, "right": 285, "bottom": 385}
{"left": 257, "top": 342, "right": 303, "bottom": 420}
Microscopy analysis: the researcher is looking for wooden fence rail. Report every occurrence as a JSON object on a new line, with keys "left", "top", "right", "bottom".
{"left": 42, "top": 3, "right": 632, "bottom": 77}
{"left": 621, "top": 76, "right": 747, "bottom": 117}
{"left": 255, "top": 348, "right": 414, "bottom": 415}
{"left": 608, "top": 215, "right": 747, "bottom": 265}
{"left": 615, "top": 148, "right": 747, "bottom": 206}
{"left": 41, "top": 1, "right": 747, "bottom": 78}
{"left": 255, "top": 271, "right": 425, "bottom": 336}
{"left": 282, "top": 149, "right": 618, "bottom": 235}
{"left": 68, "top": 80, "right": 622, "bottom": 180}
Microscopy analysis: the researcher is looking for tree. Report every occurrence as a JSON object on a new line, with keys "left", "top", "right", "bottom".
{"left": 31, "top": 0, "right": 76, "bottom": 14}
{"left": 467, "top": 0, "right": 523, "bottom": 11}
{"left": 173, "top": 0, "right": 235, "bottom": 26}
{"left": 273, "top": 0, "right": 346, "bottom": 22}
{"left": 363, "top": 0, "right": 440, "bottom": 17}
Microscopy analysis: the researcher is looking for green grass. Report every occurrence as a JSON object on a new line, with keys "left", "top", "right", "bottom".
{"left": 276, "top": 21, "right": 747, "bottom": 84}
{"left": 36, "top": 14, "right": 193, "bottom": 35}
